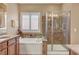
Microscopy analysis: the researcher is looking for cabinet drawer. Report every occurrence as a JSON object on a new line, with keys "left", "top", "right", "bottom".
{"left": 1, "top": 42, "right": 7, "bottom": 49}
{"left": 8, "top": 39, "right": 16, "bottom": 45}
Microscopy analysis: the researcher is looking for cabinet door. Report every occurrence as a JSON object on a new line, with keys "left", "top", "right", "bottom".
{"left": 8, "top": 44, "right": 16, "bottom": 55}
{"left": 0, "top": 51, "right": 1, "bottom": 54}
{"left": 15, "top": 38, "right": 19, "bottom": 55}
{"left": 42, "top": 41, "right": 47, "bottom": 55}
{"left": 0, "top": 49, "right": 7, "bottom": 55}
{"left": 0, "top": 44, "right": 1, "bottom": 54}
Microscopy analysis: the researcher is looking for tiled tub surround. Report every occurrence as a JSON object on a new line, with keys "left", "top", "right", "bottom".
{"left": 20, "top": 32, "right": 43, "bottom": 38}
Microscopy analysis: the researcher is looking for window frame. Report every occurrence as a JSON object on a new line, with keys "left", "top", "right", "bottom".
{"left": 20, "top": 12, "right": 41, "bottom": 32}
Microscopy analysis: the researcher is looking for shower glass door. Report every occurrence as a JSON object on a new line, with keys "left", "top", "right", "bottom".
{"left": 46, "top": 11, "right": 70, "bottom": 44}
{"left": 45, "top": 11, "right": 71, "bottom": 53}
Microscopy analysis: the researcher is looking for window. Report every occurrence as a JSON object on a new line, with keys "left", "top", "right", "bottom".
{"left": 22, "top": 14, "right": 30, "bottom": 30}
{"left": 20, "top": 12, "right": 40, "bottom": 32}
{"left": 31, "top": 14, "right": 39, "bottom": 30}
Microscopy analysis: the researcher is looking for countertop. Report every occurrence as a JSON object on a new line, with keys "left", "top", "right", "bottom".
{"left": 0, "top": 35, "right": 19, "bottom": 43}
{"left": 66, "top": 45, "right": 79, "bottom": 55}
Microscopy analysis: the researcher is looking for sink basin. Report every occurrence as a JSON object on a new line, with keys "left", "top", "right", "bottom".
{"left": 0, "top": 35, "right": 9, "bottom": 39}
{"left": 0, "top": 36, "right": 9, "bottom": 39}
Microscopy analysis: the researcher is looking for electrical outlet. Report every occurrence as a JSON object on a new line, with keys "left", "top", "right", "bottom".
{"left": 74, "top": 28, "right": 77, "bottom": 32}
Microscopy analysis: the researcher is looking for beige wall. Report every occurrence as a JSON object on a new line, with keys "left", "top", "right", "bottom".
{"left": 18, "top": 4, "right": 62, "bottom": 32}
{"left": 4, "top": 3, "right": 79, "bottom": 44}
{"left": 62, "top": 3, "right": 79, "bottom": 44}
{"left": 6, "top": 4, "right": 18, "bottom": 35}
{"left": 18, "top": 4, "right": 62, "bottom": 12}
{"left": 4, "top": 4, "right": 62, "bottom": 35}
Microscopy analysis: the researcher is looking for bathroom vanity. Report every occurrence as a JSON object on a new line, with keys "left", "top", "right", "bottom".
{"left": 0, "top": 35, "right": 20, "bottom": 55}
{"left": 0, "top": 4, "right": 20, "bottom": 55}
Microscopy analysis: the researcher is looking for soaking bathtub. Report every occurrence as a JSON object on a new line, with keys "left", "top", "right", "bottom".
{"left": 19, "top": 38, "right": 43, "bottom": 55}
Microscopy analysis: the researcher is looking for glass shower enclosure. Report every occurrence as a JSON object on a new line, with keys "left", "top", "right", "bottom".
{"left": 44, "top": 11, "right": 71, "bottom": 54}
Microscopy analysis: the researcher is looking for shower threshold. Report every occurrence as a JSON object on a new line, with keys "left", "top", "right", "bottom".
{"left": 47, "top": 44, "right": 69, "bottom": 55}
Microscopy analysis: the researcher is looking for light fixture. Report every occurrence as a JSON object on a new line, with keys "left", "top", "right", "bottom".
{"left": 53, "top": 14, "right": 58, "bottom": 17}
{"left": 49, "top": 13, "right": 52, "bottom": 17}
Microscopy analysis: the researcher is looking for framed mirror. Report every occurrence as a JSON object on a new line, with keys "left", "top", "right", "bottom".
{"left": 0, "top": 4, "right": 7, "bottom": 34}
{"left": 0, "top": 12, "right": 7, "bottom": 34}
{"left": 0, "top": 12, "right": 6, "bottom": 28}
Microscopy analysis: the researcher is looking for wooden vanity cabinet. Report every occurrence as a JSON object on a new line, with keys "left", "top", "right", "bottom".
{"left": 8, "top": 44, "right": 16, "bottom": 55}
{"left": 0, "top": 36, "right": 19, "bottom": 55}
{"left": 8, "top": 39, "right": 16, "bottom": 55}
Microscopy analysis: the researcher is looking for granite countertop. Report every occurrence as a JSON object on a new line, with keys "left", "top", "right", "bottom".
{"left": 66, "top": 45, "right": 79, "bottom": 55}
{"left": 0, "top": 35, "right": 19, "bottom": 43}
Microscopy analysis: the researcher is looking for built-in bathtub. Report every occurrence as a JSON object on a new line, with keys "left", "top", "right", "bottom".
{"left": 19, "top": 38, "right": 43, "bottom": 55}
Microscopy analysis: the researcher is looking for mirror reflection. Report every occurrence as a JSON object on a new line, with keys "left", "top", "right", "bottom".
{"left": 0, "top": 12, "right": 5, "bottom": 28}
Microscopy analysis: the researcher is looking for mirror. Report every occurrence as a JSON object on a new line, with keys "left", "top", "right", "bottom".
{"left": 0, "top": 12, "right": 7, "bottom": 34}
{"left": 0, "top": 4, "right": 7, "bottom": 34}
{"left": 0, "top": 12, "right": 6, "bottom": 28}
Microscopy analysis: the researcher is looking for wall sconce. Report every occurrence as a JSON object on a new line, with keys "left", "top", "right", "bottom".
{"left": 48, "top": 13, "right": 52, "bottom": 21}
{"left": 53, "top": 14, "right": 58, "bottom": 17}
{"left": 49, "top": 13, "right": 52, "bottom": 17}
{"left": 10, "top": 16, "right": 15, "bottom": 28}
{"left": 11, "top": 20, "right": 15, "bottom": 28}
